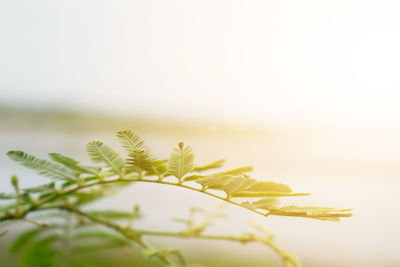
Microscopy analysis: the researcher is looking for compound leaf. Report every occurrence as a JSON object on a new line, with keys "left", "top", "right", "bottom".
{"left": 193, "top": 159, "right": 226, "bottom": 172}
{"left": 48, "top": 153, "right": 100, "bottom": 175}
{"left": 117, "top": 129, "right": 148, "bottom": 153}
{"left": 241, "top": 198, "right": 280, "bottom": 210}
{"left": 7, "top": 150, "right": 78, "bottom": 181}
{"left": 23, "top": 182, "right": 55, "bottom": 193}
{"left": 125, "top": 150, "right": 154, "bottom": 174}
{"left": 168, "top": 142, "right": 194, "bottom": 180}
{"left": 86, "top": 141, "right": 124, "bottom": 175}
{"left": 220, "top": 166, "right": 253, "bottom": 175}
{"left": 269, "top": 206, "right": 353, "bottom": 221}
{"left": 88, "top": 210, "right": 135, "bottom": 220}
{"left": 195, "top": 174, "right": 237, "bottom": 189}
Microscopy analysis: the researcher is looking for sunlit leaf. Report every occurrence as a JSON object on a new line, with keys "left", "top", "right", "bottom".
{"left": 269, "top": 206, "right": 353, "bottom": 221}
{"left": 149, "top": 159, "right": 168, "bottom": 176}
{"left": 241, "top": 198, "right": 280, "bottom": 210}
{"left": 195, "top": 174, "right": 237, "bottom": 189}
{"left": 226, "top": 179, "right": 297, "bottom": 197}
{"left": 86, "top": 141, "right": 124, "bottom": 175}
{"left": 49, "top": 152, "right": 100, "bottom": 175}
{"left": 233, "top": 191, "right": 310, "bottom": 197}
{"left": 7, "top": 150, "right": 78, "bottom": 181}
{"left": 193, "top": 159, "right": 225, "bottom": 172}
{"left": 220, "top": 166, "right": 253, "bottom": 175}
{"left": 125, "top": 150, "right": 154, "bottom": 174}
{"left": 168, "top": 142, "right": 194, "bottom": 180}
{"left": 117, "top": 129, "right": 148, "bottom": 153}
{"left": 223, "top": 176, "right": 257, "bottom": 196}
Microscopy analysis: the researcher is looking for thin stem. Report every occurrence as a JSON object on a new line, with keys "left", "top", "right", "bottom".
{"left": 22, "top": 218, "right": 50, "bottom": 228}
{"left": 59, "top": 206, "right": 299, "bottom": 267}
{"left": 0, "top": 176, "right": 269, "bottom": 222}
{"left": 11, "top": 175, "right": 21, "bottom": 216}
{"left": 58, "top": 206, "right": 177, "bottom": 265}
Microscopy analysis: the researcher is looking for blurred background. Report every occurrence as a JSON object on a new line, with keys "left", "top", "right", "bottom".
{"left": 1, "top": 0, "right": 400, "bottom": 266}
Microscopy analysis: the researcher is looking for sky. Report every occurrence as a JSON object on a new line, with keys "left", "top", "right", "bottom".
{"left": 1, "top": 0, "right": 400, "bottom": 129}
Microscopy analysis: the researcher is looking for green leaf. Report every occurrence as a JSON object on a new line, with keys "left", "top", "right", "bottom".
{"left": 142, "top": 248, "right": 181, "bottom": 259}
{"left": 74, "top": 230, "right": 127, "bottom": 244}
{"left": 125, "top": 150, "right": 154, "bottom": 174}
{"left": 220, "top": 166, "right": 253, "bottom": 175}
{"left": 241, "top": 198, "right": 280, "bottom": 210}
{"left": 86, "top": 141, "right": 124, "bottom": 175}
{"left": 193, "top": 159, "right": 225, "bottom": 172}
{"left": 72, "top": 231, "right": 128, "bottom": 253}
{"left": 72, "top": 243, "right": 127, "bottom": 253}
{"left": 7, "top": 150, "right": 78, "bottom": 181}
{"left": 243, "top": 181, "right": 292, "bottom": 193}
{"left": 223, "top": 176, "right": 258, "bottom": 196}
{"left": 268, "top": 206, "right": 353, "bottom": 221}
{"left": 117, "top": 129, "right": 148, "bottom": 152}
{"left": 49, "top": 152, "right": 101, "bottom": 175}
{"left": 20, "top": 234, "right": 59, "bottom": 267}
{"left": 23, "top": 182, "right": 55, "bottom": 193}
{"left": 9, "top": 228, "right": 44, "bottom": 253}
{"left": 185, "top": 166, "right": 252, "bottom": 184}
{"left": 29, "top": 212, "right": 66, "bottom": 220}
{"left": 183, "top": 174, "right": 205, "bottom": 182}
{"left": 116, "top": 130, "right": 157, "bottom": 176}
{"left": 223, "top": 178, "right": 298, "bottom": 197}
{"left": 232, "top": 192, "right": 310, "bottom": 197}
{"left": 168, "top": 142, "right": 194, "bottom": 180}
{"left": 149, "top": 159, "right": 168, "bottom": 176}
{"left": 0, "top": 193, "right": 15, "bottom": 199}
{"left": 195, "top": 174, "right": 237, "bottom": 189}
{"left": 88, "top": 210, "right": 135, "bottom": 220}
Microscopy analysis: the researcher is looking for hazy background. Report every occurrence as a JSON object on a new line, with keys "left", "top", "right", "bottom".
{"left": 1, "top": 1, "right": 400, "bottom": 266}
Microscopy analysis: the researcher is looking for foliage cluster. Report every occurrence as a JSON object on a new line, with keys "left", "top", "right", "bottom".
{"left": 0, "top": 130, "right": 352, "bottom": 267}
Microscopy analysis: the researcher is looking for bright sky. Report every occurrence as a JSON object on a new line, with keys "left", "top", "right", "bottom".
{"left": 1, "top": 0, "right": 400, "bottom": 128}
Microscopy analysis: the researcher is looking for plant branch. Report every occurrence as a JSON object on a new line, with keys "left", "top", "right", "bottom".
{"left": 0, "top": 176, "right": 294, "bottom": 222}
{"left": 57, "top": 205, "right": 299, "bottom": 267}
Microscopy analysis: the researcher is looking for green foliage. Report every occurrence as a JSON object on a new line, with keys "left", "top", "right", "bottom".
{"left": 1, "top": 129, "right": 353, "bottom": 267}
{"left": 117, "top": 129, "right": 149, "bottom": 153}
{"left": 168, "top": 142, "right": 195, "bottom": 180}
{"left": 49, "top": 152, "right": 101, "bottom": 175}
{"left": 86, "top": 141, "right": 124, "bottom": 175}
{"left": 0, "top": 193, "right": 15, "bottom": 199}
{"left": 117, "top": 129, "right": 154, "bottom": 175}
{"left": 9, "top": 228, "right": 46, "bottom": 253}
{"left": 7, "top": 150, "right": 78, "bottom": 181}
{"left": 20, "top": 234, "right": 60, "bottom": 267}
{"left": 23, "top": 182, "right": 55, "bottom": 193}
{"left": 193, "top": 159, "right": 226, "bottom": 172}
{"left": 87, "top": 210, "right": 133, "bottom": 220}
{"left": 126, "top": 150, "right": 154, "bottom": 175}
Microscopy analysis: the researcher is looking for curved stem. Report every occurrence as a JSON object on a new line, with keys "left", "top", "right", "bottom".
{"left": 0, "top": 178, "right": 301, "bottom": 267}
{"left": 57, "top": 205, "right": 299, "bottom": 267}
{"left": 0, "top": 176, "right": 269, "bottom": 222}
